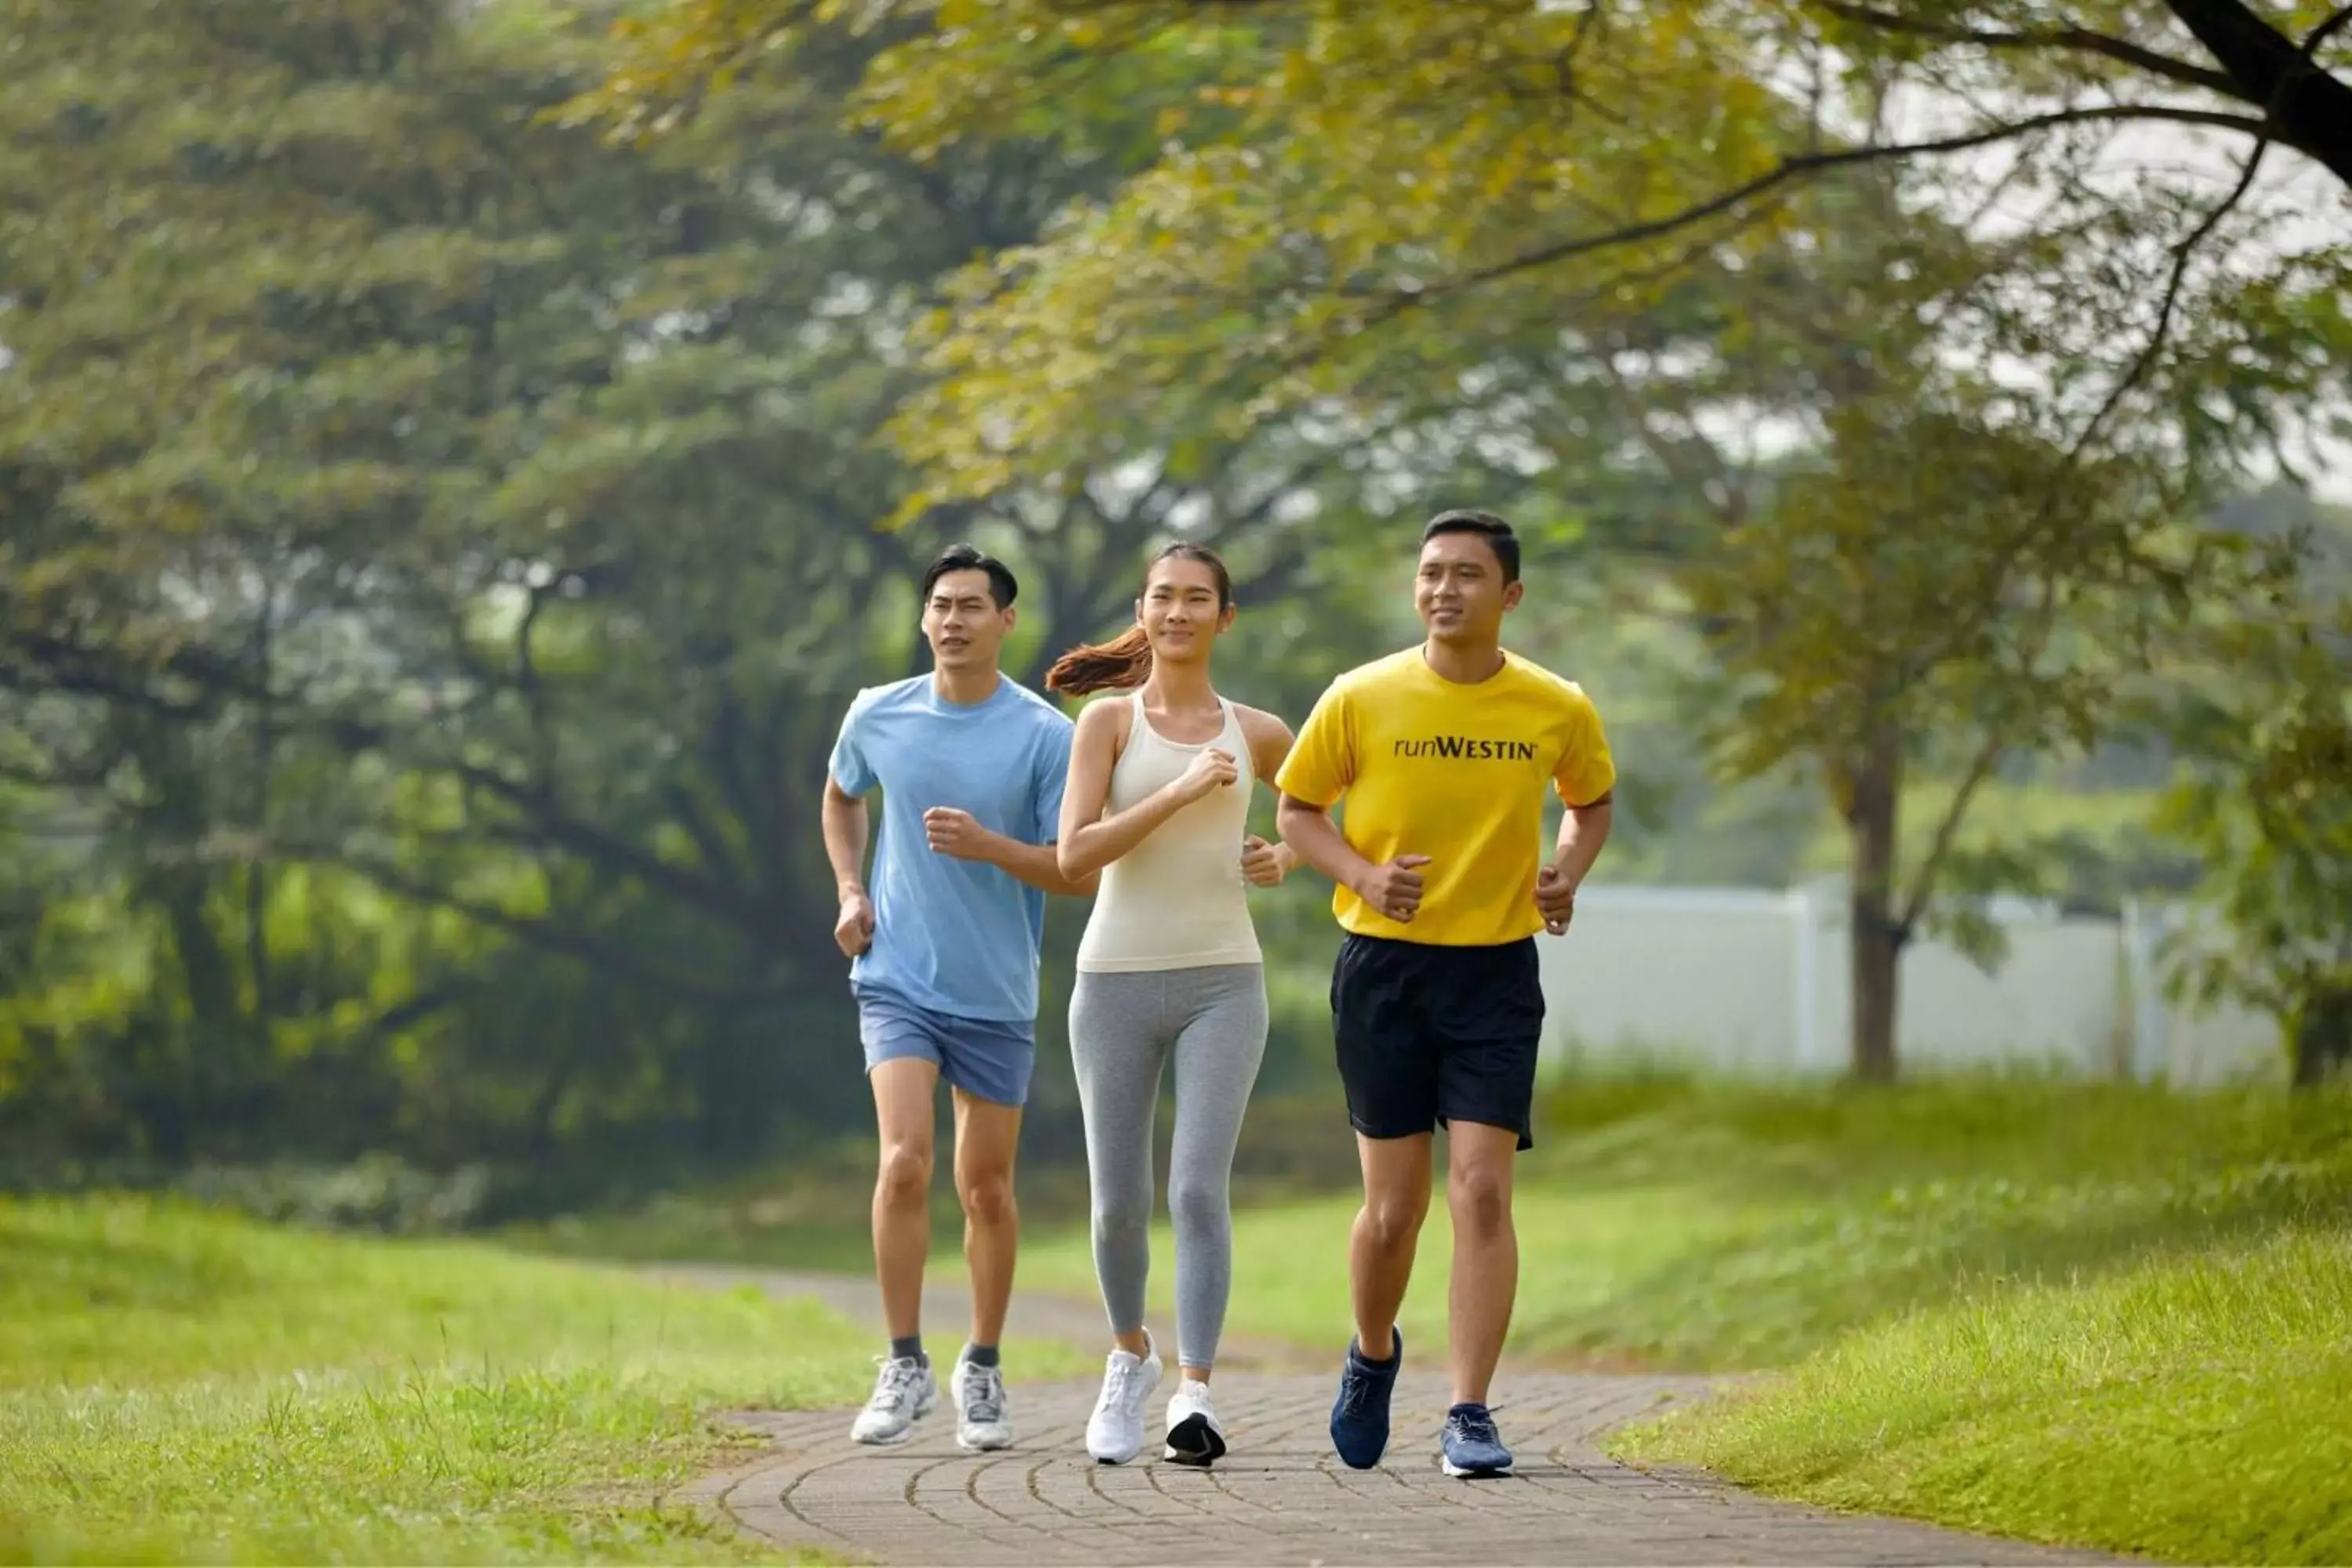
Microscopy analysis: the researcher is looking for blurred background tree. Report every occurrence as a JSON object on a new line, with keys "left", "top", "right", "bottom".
{"left": 1, "top": 0, "right": 2346, "bottom": 1219}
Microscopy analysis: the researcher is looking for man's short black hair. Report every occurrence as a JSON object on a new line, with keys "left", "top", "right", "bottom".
{"left": 1421, "top": 510, "right": 1520, "bottom": 584}
{"left": 920, "top": 542, "right": 1018, "bottom": 608}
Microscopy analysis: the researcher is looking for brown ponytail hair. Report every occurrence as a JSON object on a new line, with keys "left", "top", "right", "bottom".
{"left": 1044, "top": 543, "right": 1233, "bottom": 696}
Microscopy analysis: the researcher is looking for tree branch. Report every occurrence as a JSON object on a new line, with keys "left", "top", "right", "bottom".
{"left": 1199, "top": 456, "right": 1335, "bottom": 550}
{"left": 2306, "top": 5, "right": 2352, "bottom": 56}
{"left": 2162, "top": 0, "right": 2352, "bottom": 183}
{"left": 1812, "top": 2, "right": 2244, "bottom": 97}
{"left": 1410, "top": 105, "right": 2272, "bottom": 308}
{"left": 2078, "top": 129, "right": 2272, "bottom": 463}
{"left": 1896, "top": 542, "right": 2078, "bottom": 936}
{"left": 1895, "top": 126, "right": 2273, "bottom": 692}
{"left": 1896, "top": 726, "right": 2010, "bottom": 935}
{"left": 514, "top": 578, "right": 561, "bottom": 793}
{"left": 1591, "top": 344, "right": 1740, "bottom": 519}
{"left": 37, "top": 615, "right": 784, "bottom": 938}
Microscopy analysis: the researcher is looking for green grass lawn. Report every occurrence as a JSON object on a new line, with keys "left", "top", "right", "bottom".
{"left": 1621, "top": 1225, "right": 2352, "bottom": 1565}
{"left": 503, "top": 1073, "right": 2352, "bottom": 1565}
{"left": 0, "top": 1195, "right": 1074, "bottom": 1566}
{"left": 1004, "top": 1074, "right": 2352, "bottom": 1563}
{"left": 1015, "top": 1076, "right": 2352, "bottom": 1372}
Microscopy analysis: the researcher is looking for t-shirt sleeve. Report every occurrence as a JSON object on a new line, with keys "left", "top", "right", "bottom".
{"left": 1553, "top": 688, "right": 1617, "bottom": 808}
{"left": 1031, "top": 713, "right": 1074, "bottom": 844}
{"left": 827, "top": 692, "right": 877, "bottom": 796}
{"left": 1273, "top": 681, "right": 1355, "bottom": 807}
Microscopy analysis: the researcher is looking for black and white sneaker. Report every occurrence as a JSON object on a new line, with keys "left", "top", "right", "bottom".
{"left": 1163, "top": 1378, "right": 1227, "bottom": 1467}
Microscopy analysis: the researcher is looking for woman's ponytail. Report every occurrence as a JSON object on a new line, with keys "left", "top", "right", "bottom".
{"left": 1044, "top": 626, "right": 1154, "bottom": 696}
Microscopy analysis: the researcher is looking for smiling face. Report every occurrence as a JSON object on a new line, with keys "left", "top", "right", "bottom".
{"left": 1415, "top": 528, "right": 1521, "bottom": 646}
{"left": 1137, "top": 554, "right": 1233, "bottom": 666}
{"left": 920, "top": 568, "right": 1014, "bottom": 673}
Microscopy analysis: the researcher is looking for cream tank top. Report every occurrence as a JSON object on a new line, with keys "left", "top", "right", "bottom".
{"left": 1074, "top": 695, "right": 1263, "bottom": 972}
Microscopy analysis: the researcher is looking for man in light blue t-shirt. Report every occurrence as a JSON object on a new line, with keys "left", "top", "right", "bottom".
{"left": 821, "top": 542, "right": 1094, "bottom": 1454}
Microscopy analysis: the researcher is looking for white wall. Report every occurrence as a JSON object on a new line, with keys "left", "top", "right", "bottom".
{"left": 1537, "top": 881, "right": 2280, "bottom": 1083}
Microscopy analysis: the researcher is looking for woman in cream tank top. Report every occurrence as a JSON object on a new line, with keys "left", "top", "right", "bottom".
{"left": 1074, "top": 693, "right": 1261, "bottom": 970}
{"left": 1045, "top": 543, "right": 1296, "bottom": 1470}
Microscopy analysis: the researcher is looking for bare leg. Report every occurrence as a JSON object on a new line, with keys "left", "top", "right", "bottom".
{"left": 952, "top": 1086, "right": 1024, "bottom": 1348}
{"left": 1350, "top": 1131, "right": 1433, "bottom": 1357}
{"left": 869, "top": 1058, "right": 939, "bottom": 1341}
{"left": 1445, "top": 1121, "right": 1519, "bottom": 1406}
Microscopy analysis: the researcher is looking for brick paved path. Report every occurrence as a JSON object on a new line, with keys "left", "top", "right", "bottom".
{"left": 662, "top": 1269, "right": 2122, "bottom": 1566}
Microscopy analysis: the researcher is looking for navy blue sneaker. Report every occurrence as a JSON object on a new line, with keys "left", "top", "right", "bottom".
{"left": 1439, "top": 1403, "right": 1514, "bottom": 1477}
{"left": 1329, "top": 1327, "right": 1402, "bottom": 1469}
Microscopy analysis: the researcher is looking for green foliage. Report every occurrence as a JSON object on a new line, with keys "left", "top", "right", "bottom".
{"left": 1, "top": 0, "right": 1353, "bottom": 1184}
{"left": 2157, "top": 576, "right": 2352, "bottom": 1079}
{"left": 4, "top": 0, "right": 2345, "bottom": 1181}
{"left": 592, "top": 0, "right": 2352, "bottom": 1079}
{"left": 575, "top": 0, "right": 2352, "bottom": 531}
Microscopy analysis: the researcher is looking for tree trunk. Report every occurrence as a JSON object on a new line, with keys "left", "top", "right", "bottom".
{"left": 2291, "top": 978, "right": 2352, "bottom": 1089}
{"left": 125, "top": 713, "right": 248, "bottom": 1156}
{"left": 245, "top": 586, "right": 275, "bottom": 1051}
{"left": 1847, "top": 719, "right": 1905, "bottom": 1083}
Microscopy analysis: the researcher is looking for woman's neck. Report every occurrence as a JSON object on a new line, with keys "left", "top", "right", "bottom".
{"left": 1140, "top": 661, "right": 1218, "bottom": 710}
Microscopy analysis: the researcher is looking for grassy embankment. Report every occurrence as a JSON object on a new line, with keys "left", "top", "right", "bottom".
{"left": 0, "top": 1195, "right": 1081, "bottom": 1564}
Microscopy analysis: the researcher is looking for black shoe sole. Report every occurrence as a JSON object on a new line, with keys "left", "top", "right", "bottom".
{"left": 1163, "top": 1414, "right": 1226, "bottom": 1467}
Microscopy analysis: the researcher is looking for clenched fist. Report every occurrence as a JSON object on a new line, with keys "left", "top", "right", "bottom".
{"left": 835, "top": 888, "right": 876, "bottom": 957}
{"left": 1353, "top": 854, "right": 1432, "bottom": 923}
{"left": 1241, "top": 834, "right": 1286, "bottom": 887}
{"left": 1535, "top": 863, "right": 1576, "bottom": 935}
{"left": 924, "top": 807, "right": 996, "bottom": 861}
{"left": 1174, "top": 746, "right": 1240, "bottom": 804}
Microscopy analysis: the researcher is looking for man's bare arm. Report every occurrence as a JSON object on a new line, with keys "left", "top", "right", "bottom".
{"left": 1276, "top": 793, "right": 1374, "bottom": 892}
{"left": 823, "top": 776, "right": 877, "bottom": 956}
{"left": 1550, "top": 793, "right": 1613, "bottom": 888}
{"left": 822, "top": 776, "right": 870, "bottom": 895}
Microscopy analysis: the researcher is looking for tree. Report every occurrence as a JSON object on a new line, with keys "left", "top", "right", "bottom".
{"left": 595, "top": 1, "right": 2352, "bottom": 1077}
{"left": 597, "top": 2, "right": 2352, "bottom": 191}
{"left": 1246, "top": 172, "right": 2244, "bottom": 1077}
{"left": 2156, "top": 511, "right": 2352, "bottom": 1089}
{"left": 592, "top": 2, "right": 2347, "bottom": 543}
{"left": 0, "top": 0, "right": 1380, "bottom": 1177}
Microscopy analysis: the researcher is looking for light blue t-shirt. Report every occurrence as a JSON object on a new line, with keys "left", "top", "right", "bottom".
{"left": 829, "top": 674, "right": 1074, "bottom": 1022}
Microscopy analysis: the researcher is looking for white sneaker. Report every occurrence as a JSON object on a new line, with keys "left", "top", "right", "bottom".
{"left": 1163, "top": 1377, "right": 1226, "bottom": 1466}
{"left": 951, "top": 1354, "right": 1014, "bottom": 1451}
{"left": 848, "top": 1355, "right": 937, "bottom": 1446}
{"left": 1083, "top": 1334, "right": 1163, "bottom": 1465}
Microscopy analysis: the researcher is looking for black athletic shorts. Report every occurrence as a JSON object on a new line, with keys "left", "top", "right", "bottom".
{"left": 1330, "top": 933, "right": 1545, "bottom": 1152}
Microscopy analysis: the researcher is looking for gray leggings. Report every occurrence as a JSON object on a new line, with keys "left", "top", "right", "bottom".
{"left": 1069, "top": 964, "right": 1268, "bottom": 1371}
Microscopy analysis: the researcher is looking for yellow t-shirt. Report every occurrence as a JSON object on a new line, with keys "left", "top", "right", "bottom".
{"left": 1275, "top": 647, "right": 1615, "bottom": 947}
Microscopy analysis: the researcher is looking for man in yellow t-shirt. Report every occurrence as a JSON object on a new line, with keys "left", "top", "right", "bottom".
{"left": 1275, "top": 510, "right": 1616, "bottom": 1480}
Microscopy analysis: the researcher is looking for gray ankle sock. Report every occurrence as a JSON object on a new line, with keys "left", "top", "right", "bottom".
{"left": 890, "top": 1336, "right": 926, "bottom": 1366}
{"left": 961, "top": 1341, "right": 1000, "bottom": 1369}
